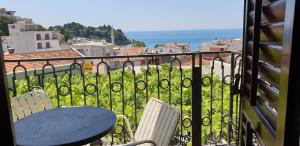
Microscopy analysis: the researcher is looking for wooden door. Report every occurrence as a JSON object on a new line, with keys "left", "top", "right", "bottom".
{"left": 240, "top": 0, "right": 300, "bottom": 145}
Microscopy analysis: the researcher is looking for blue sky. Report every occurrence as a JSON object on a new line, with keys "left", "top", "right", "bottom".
{"left": 0, "top": 0, "right": 244, "bottom": 32}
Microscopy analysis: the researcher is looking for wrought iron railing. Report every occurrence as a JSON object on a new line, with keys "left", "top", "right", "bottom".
{"left": 5, "top": 51, "right": 242, "bottom": 146}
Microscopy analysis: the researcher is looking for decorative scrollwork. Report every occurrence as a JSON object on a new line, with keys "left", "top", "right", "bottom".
{"left": 201, "top": 76, "right": 212, "bottom": 86}
{"left": 182, "top": 78, "right": 192, "bottom": 88}
{"left": 182, "top": 117, "right": 192, "bottom": 128}
{"left": 159, "top": 79, "right": 170, "bottom": 89}
{"left": 135, "top": 80, "right": 147, "bottom": 91}
{"left": 58, "top": 85, "right": 70, "bottom": 96}
{"left": 84, "top": 83, "right": 97, "bottom": 94}
{"left": 111, "top": 82, "right": 122, "bottom": 92}
{"left": 223, "top": 75, "right": 231, "bottom": 85}
{"left": 201, "top": 117, "right": 211, "bottom": 126}
{"left": 221, "top": 114, "right": 229, "bottom": 125}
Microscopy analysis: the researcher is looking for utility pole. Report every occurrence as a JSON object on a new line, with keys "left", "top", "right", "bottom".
{"left": 111, "top": 28, "right": 115, "bottom": 45}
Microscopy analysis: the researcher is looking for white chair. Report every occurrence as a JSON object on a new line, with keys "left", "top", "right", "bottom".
{"left": 10, "top": 89, "right": 52, "bottom": 122}
{"left": 116, "top": 98, "right": 180, "bottom": 146}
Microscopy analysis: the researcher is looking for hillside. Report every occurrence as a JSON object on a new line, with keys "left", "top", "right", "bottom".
{"left": 49, "top": 22, "right": 130, "bottom": 45}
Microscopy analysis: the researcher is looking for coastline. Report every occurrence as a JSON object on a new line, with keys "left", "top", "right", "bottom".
{"left": 125, "top": 29, "right": 242, "bottom": 51}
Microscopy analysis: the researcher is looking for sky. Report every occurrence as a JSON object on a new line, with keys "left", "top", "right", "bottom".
{"left": 0, "top": 0, "right": 244, "bottom": 32}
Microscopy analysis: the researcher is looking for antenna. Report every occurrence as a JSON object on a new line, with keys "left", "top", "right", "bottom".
{"left": 111, "top": 28, "right": 115, "bottom": 45}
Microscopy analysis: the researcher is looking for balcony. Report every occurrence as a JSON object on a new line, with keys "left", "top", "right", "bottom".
{"left": 4, "top": 51, "right": 242, "bottom": 145}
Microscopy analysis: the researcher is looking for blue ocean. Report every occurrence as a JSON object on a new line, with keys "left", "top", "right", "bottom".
{"left": 125, "top": 29, "right": 243, "bottom": 51}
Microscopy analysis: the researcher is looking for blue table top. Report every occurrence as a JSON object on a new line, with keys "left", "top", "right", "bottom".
{"left": 15, "top": 107, "right": 116, "bottom": 146}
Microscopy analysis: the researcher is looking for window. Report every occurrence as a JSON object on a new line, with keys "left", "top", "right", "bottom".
{"left": 52, "top": 34, "right": 57, "bottom": 39}
{"left": 46, "top": 42, "right": 51, "bottom": 48}
{"left": 37, "top": 43, "right": 43, "bottom": 49}
{"left": 11, "top": 25, "right": 15, "bottom": 29}
{"left": 36, "top": 34, "right": 41, "bottom": 40}
{"left": 45, "top": 34, "right": 50, "bottom": 40}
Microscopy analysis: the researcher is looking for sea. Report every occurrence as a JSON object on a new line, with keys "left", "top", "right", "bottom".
{"left": 125, "top": 29, "right": 243, "bottom": 51}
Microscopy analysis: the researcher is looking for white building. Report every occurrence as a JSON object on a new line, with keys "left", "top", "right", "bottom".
{"left": 199, "top": 39, "right": 242, "bottom": 52}
{"left": 66, "top": 40, "right": 114, "bottom": 57}
{"left": 145, "top": 43, "right": 191, "bottom": 54}
{"left": 61, "top": 40, "right": 116, "bottom": 72}
{"left": 1, "top": 21, "right": 61, "bottom": 53}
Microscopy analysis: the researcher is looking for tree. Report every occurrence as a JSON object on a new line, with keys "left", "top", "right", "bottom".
{"left": 0, "top": 16, "right": 15, "bottom": 36}
{"left": 63, "top": 22, "right": 85, "bottom": 37}
{"left": 132, "top": 40, "right": 146, "bottom": 47}
{"left": 59, "top": 28, "right": 73, "bottom": 42}
{"left": 84, "top": 26, "right": 95, "bottom": 38}
{"left": 48, "top": 22, "right": 130, "bottom": 45}
{"left": 37, "top": 25, "right": 46, "bottom": 31}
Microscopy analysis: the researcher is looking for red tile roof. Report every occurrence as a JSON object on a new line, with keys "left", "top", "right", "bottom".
{"left": 163, "top": 43, "right": 190, "bottom": 48}
{"left": 4, "top": 49, "right": 83, "bottom": 73}
{"left": 115, "top": 47, "right": 146, "bottom": 55}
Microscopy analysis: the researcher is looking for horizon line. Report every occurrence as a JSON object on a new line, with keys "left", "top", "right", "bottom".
{"left": 124, "top": 28, "right": 243, "bottom": 33}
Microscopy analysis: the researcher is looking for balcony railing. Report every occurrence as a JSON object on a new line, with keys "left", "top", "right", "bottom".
{"left": 5, "top": 51, "right": 242, "bottom": 146}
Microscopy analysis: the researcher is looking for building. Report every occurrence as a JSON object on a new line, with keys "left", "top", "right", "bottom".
{"left": 61, "top": 39, "right": 116, "bottom": 72}
{"left": 1, "top": 21, "right": 61, "bottom": 53}
{"left": 114, "top": 47, "right": 146, "bottom": 56}
{"left": 65, "top": 40, "right": 114, "bottom": 57}
{"left": 144, "top": 43, "right": 191, "bottom": 65}
{"left": 199, "top": 39, "right": 242, "bottom": 52}
{"left": 0, "top": 8, "right": 16, "bottom": 17}
{"left": 145, "top": 43, "right": 191, "bottom": 54}
{"left": 199, "top": 39, "right": 242, "bottom": 60}
{"left": 113, "top": 47, "right": 147, "bottom": 68}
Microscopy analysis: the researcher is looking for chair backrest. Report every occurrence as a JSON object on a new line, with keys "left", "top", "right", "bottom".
{"left": 134, "top": 99, "right": 180, "bottom": 146}
{"left": 11, "top": 89, "right": 52, "bottom": 122}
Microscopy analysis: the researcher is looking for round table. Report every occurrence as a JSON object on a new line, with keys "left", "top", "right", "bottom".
{"left": 14, "top": 107, "right": 116, "bottom": 146}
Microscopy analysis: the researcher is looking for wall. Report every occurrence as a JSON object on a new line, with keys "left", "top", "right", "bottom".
{"left": 12, "top": 31, "right": 36, "bottom": 53}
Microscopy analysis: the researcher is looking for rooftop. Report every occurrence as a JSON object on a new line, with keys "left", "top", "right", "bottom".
{"left": 72, "top": 41, "right": 113, "bottom": 47}
{"left": 4, "top": 49, "right": 83, "bottom": 73}
{"left": 114, "top": 47, "right": 146, "bottom": 56}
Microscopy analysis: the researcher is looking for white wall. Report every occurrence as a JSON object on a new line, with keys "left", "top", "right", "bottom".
{"left": 34, "top": 31, "right": 60, "bottom": 50}
{"left": 6, "top": 31, "right": 60, "bottom": 53}
{"left": 5, "top": 21, "right": 61, "bottom": 53}
{"left": 147, "top": 47, "right": 185, "bottom": 54}
{"left": 12, "top": 32, "right": 36, "bottom": 53}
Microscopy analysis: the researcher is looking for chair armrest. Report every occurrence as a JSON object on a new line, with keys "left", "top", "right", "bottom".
{"left": 117, "top": 140, "right": 157, "bottom": 146}
{"left": 117, "top": 115, "right": 135, "bottom": 142}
